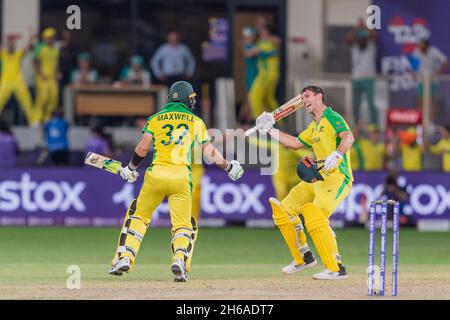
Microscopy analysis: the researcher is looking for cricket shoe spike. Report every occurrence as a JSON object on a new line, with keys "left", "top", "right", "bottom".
{"left": 282, "top": 252, "right": 317, "bottom": 275}
{"left": 109, "top": 256, "right": 130, "bottom": 276}
{"left": 171, "top": 258, "right": 188, "bottom": 282}
{"left": 312, "top": 263, "right": 348, "bottom": 280}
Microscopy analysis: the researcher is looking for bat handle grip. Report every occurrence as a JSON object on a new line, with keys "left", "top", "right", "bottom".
{"left": 245, "top": 123, "right": 264, "bottom": 136}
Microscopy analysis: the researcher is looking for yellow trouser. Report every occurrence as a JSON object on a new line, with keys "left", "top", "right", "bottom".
{"left": 35, "top": 77, "right": 58, "bottom": 123}
{"left": 277, "top": 172, "right": 351, "bottom": 272}
{"left": 272, "top": 172, "right": 301, "bottom": 201}
{"left": 191, "top": 164, "right": 204, "bottom": 221}
{"left": 248, "top": 71, "right": 279, "bottom": 119}
{"left": 112, "top": 165, "right": 196, "bottom": 271}
{"left": 0, "top": 78, "right": 35, "bottom": 124}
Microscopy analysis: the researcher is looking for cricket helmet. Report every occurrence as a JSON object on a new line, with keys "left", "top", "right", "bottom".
{"left": 168, "top": 81, "right": 197, "bottom": 110}
{"left": 296, "top": 157, "right": 324, "bottom": 183}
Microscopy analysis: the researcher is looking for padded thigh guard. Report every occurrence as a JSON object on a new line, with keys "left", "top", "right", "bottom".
{"left": 270, "top": 197, "right": 308, "bottom": 265}
{"left": 112, "top": 199, "right": 148, "bottom": 270}
{"left": 301, "top": 203, "right": 340, "bottom": 272}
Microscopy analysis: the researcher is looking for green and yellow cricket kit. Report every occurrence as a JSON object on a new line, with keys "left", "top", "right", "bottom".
{"left": 273, "top": 107, "right": 353, "bottom": 272}
{"left": 34, "top": 42, "right": 60, "bottom": 122}
{"left": 430, "top": 138, "right": 450, "bottom": 172}
{"left": 112, "top": 102, "right": 210, "bottom": 272}
{"left": 248, "top": 39, "right": 280, "bottom": 118}
{"left": 0, "top": 49, "right": 35, "bottom": 124}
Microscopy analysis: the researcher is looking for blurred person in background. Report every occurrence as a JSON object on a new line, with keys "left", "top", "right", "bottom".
{"left": 59, "top": 30, "right": 78, "bottom": 89}
{"left": 150, "top": 31, "right": 195, "bottom": 86}
{"left": 396, "top": 126, "right": 423, "bottom": 172}
{"left": 84, "top": 125, "right": 112, "bottom": 158}
{"left": 248, "top": 17, "right": 280, "bottom": 120}
{"left": 119, "top": 55, "right": 151, "bottom": 87}
{"left": 427, "top": 124, "right": 450, "bottom": 172}
{"left": 238, "top": 26, "right": 259, "bottom": 123}
{"left": 412, "top": 38, "right": 448, "bottom": 123}
{"left": 0, "top": 121, "right": 18, "bottom": 168}
{"left": 360, "top": 125, "right": 386, "bottom": 171}
{"left": 0, "top": 32, "right": 37, "bottom": 125}
{"left": 382, "top": 171, "right": 415, "bottom": 227}
{"left": 350, "top": 127, "right": 364, "bottom": 171}
{"left": 70, "top": 52, "right": 98, "bottom": 85}
{"left": 43, "top": 109, "right": 69, "bottom": 166}
{"left": 34, "top": 28, "right": 60, "bottom": 124}
{"left": 346, "top": 18, "right": 378, "bottom": 126}
{"left": 92, "top": 31, "right": 119, "bottom": 81}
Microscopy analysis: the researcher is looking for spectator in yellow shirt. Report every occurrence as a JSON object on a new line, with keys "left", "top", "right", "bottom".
{"left": 350, "top": 127, "right": 364, "bottom": 170}
{"left": 360, "top": 125, "right": 385, "bottom": 171}
{"left": 428, "top": 124, "right": 450, "bottom": 172}
{"left": 398, "top": 127, "right": 423, "bottom": 171}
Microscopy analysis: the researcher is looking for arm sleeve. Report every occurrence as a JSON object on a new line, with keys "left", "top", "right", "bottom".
{"left": 150, "top": 46, "right": 164, "bottom": 78}
{"left": 325, "top": 112, "right": 350, "bottom": 134}
{"left": 142, "top": 117, "right": 154, "bottom": 136}
{"left": 195, "top": 120, "right": 210, "bottom": 145}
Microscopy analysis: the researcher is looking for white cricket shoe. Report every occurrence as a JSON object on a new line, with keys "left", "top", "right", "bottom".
{"left": 109, "top": 256, "right": 130, "bottom": 276}
{"left": 171, "top": 258, "right": 188, "bottom": 282}
{"left": 312, "top": 263, "right": 348, "bottom": 280}
{"left": 282, "top": 250, "right": 317, "bottom": 274}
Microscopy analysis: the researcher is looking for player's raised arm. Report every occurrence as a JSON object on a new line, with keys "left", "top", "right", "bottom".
{"left": 202, "top": 141, "right": 244, "bottom": 181}
{"left": 267, "top": 129, "right": 305, "bottom": 150}
{"left": 119, "top": 132, "right": 153, "bottom": 183}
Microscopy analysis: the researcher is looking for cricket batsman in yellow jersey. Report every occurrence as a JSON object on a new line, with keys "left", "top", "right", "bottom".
{"left": 255, "top": 85, "right": 354, "bottom": 280}
{"left": 109, "top": 81, "right": 244, "bottom": 282}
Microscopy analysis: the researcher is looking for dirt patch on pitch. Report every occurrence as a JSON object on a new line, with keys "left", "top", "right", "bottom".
{"left": 3, "top": 270, "right": 450, "bottom": 300}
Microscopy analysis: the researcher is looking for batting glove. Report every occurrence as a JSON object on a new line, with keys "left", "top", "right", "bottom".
{"left": 226, "top": 160, "right": 244, "bottom": 181}
{"left": 323, "top": 151, "right": 343, "bottom": 172}
{"left": 120, "top": 165, "right": 139, "bottom": 183}
{"left": 255, "top": 112, "right": 275, "bottom": 134}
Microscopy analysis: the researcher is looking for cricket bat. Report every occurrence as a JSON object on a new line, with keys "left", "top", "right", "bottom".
{"left": 245, "top": 94, "right": 304, "bottom": 136}
{"left": 84, "top": 152, "right": 123, "bottom": 174}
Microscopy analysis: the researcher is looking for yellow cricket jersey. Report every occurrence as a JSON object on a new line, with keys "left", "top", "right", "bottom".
{"left": 34, "top": 43, "right": 60, "bottom": 77}
{"left": 256, "top": 39, "right": 279, "bottom": 75}
{"left": 400, "top": 144, "right": 422, "bottom": 171}
{"left": 360, "top": 139, "right": 385, "bottom": 171}
{"left": 298, "top": 107, "right": 353, "bottom": 182}
{"left": 142, "top": 102, "right": 210, "bottom": 170}
{"left": 0, "top": 49, "right": 25, "bottom": 82}
{"left": 430, "top": 138, "right": 450, "bottom": 172}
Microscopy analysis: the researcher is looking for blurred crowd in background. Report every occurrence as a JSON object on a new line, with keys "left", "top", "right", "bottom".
{"left": 0, "top": 6, "right": 449, "bottom": 176}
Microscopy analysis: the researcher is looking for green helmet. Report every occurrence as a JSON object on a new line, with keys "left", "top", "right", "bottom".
{"left": 168, "top": 81, "right": 197, "bottom": 109}
{"left": 296, "top": 157, "right": 324, "bottom": 183}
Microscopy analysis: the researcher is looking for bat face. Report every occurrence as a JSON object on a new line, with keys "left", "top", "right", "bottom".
{"left": 273, "top": 95, "right": 303, "bottom": 121}
{"left": 85, "top": 152, "right": 122, "bottom": 174}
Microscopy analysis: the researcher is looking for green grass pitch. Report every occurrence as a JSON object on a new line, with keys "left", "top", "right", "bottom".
{"left": 1, "top": 227, "right": 449, "bottom": 299}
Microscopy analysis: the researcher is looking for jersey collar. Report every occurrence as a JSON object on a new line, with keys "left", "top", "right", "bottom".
{"left": 164, "top": 102, "right": 191, "bottom": 112}
{"left": 315, "top": 106, "right": 332, "bottom": 122}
